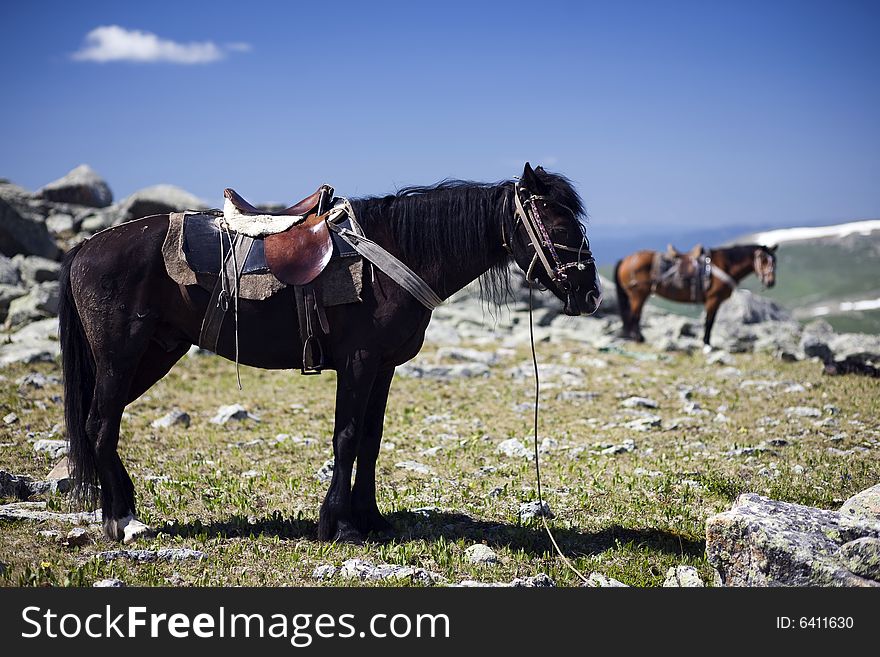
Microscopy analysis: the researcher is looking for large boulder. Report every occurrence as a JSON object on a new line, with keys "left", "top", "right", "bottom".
{"left": 0, "top": 254, "right": 20, "bottom": 285}
{"left": 799, "top": 319, "right": 880, "bottom": 373}
{"left": 0, "top": 318, "right": 59, "bottom": 366}
{"left": 115, "top": 185, "right": 206, "bottom": 224}
{"left": 4, "top": 281, "right": 60, "bottom": 330}
{"left": 37, "top": 165, "right": 113, "bottom": 208}
{"left": 11, "top": 254, "right": 60, "bottom": 285}
{"left": 0, "top": 194, "right": 60, "bottom": 260}
{"left": 715, "top": 289, "right": 792, "bottom": 325}
{"left": 707, "top": 493, "right": 880, "bottom": 586}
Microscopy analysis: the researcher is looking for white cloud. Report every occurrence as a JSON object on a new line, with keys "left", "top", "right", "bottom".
{"left": 71, "top": 25, "right": 250, "bottom": 64}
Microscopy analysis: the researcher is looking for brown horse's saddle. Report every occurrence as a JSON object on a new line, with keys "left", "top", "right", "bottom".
{"left": 652, "top": 244, "right": 712, "bottom": 301}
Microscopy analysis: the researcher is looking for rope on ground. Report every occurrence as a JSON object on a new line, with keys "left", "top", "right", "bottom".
{"left": 528, "top": 283, "right": 590, "bottom": 585}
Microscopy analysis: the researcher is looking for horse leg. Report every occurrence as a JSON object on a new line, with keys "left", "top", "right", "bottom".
{"left": 629, "top": 293, "right": 647, "bottom": 342}
{"left": 703, "top": 296, "right": 721, "bottom": 349}
{"left": 318, "top": 349, "right": 378, "bottom": 543}
{"left": 87, "top": 342, "right": 151, "bottom": 543}
{"left": 351, "top": 367, "right": 395, "bottom": 537}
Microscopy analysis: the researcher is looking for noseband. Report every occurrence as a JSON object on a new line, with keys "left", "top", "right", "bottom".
{"left": 508, "top": 181, "right": 595, "bottom": 290}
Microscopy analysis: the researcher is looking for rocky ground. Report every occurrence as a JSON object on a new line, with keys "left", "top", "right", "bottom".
{"left": 0, "top": 165, "right": 878, "bottom": 587}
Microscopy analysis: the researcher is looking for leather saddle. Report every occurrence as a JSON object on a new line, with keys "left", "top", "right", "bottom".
{"left": 655, "top": 243, "right": 711, "bottom": 300}
{"left": 223, "top": 186, "right": 334, "bottom": 286}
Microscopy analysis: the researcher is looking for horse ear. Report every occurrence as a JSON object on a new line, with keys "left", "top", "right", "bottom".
{"left": 521, "top": 162, "right": 545, "bottom": 192}
{"left": 769, "top": 244, "right": 778, "bottom": 253}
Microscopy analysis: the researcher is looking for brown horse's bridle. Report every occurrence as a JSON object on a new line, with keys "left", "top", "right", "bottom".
{"left": 507, "top": 181, "right": 595, "bottom": 291}
{"left": 754, "top": 249, "right": 775, "bottom": 287}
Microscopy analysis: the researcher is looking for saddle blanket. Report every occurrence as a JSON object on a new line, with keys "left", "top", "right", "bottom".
{"left": 162, "top": 211, "right": 363, "bottom": 306}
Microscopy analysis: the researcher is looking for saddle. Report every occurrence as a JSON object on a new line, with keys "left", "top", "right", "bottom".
{"left": 223, "top": 186, "right": 334, "bottom": 287}
{"left": 162, "top": 184, "right": 364, "bottom": 375}
{"left": 652, "top": 244, "right": 712, "bottom": 301}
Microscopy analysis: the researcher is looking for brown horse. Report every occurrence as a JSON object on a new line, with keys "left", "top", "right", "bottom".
{"left": 59, "top": 163, "right": 601, "bottom": 544}
{"left": 613, "top": 244, "right": 777, "bottom": 346}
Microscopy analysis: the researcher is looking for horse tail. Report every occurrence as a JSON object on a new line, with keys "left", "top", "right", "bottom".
{"left": 614, "top": 258, "right": 630, "bottom": 324}
{"left": 59, "top": 243, "right": 98, "bottom": 510}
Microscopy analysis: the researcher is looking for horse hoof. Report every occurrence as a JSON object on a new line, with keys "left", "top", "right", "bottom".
{"left": 333, "top": 525, "right": 367, "bottom": 544}
{"left": 702, "top": 344, "right": 714, "bottom": 354}
{"left": 107, "top": 514, "right": 154, "bottom": 544}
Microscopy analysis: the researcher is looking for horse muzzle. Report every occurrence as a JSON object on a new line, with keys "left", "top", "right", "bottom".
{"left": 564, "top": 289, "right": 602, "bottom": 316}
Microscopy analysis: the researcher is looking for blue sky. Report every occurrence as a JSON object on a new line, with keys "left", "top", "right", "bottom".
{"left": 2, "top": 0, "right": 879, "bottom": 234}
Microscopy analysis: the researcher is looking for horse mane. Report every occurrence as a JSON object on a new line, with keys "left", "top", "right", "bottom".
{"left": 713, "top": 243, "right": 766, "bottom": 263}
{"left": 350, "top": 170, "right": 585, "bottom": 304}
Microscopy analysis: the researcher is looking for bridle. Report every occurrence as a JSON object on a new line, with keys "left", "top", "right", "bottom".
{"left": 505, "top": 181, "right": 595, "bottom": 292}
{"left": 754, "top": 249, "right": 775, "bottom": 287}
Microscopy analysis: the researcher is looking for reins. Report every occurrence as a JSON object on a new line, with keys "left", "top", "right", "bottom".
{"left": 528, "top": 281, "right": 590, "bottom": 585}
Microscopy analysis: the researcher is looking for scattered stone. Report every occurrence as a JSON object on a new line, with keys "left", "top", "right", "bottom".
{"left": 394, "top": 461, "right": 434, "bottom": 475}
{"left": 95, "top": 548, "right": 206, "bottom": 563}
{"left": 3, "top": 412, "right": 17, "bottom": 425}
{"left": 707, "top": 493, "right": 880, "bottom": 586}
{"left": 497, "top": 438, "right": 533, "bottom": 460}
{"left": 556, "top": 390, "right": 599, "bottom": 402}
{"left": 312, "top": 564, "right": 337, "bottom": 581}
{"left": 316, "top": 459, "right": 334, "bottom": 483}
{"left": 0, "top": 501, "right": 101, "bottom": 524}
{"left": 37, "top": 529, "right": 61, "bottom": 542}
{"left": 210, "top": 404, "right": 260, "bottom": 424}
{"left": 151, "top": 409, "right": 191, "bottom": 429}
{"left": 585, "top": 572, "right": 629, "bottom": 587}
{"left": 465, "top": 544, "right": 498, "bottom": 565}
{"left": 600, "top": 438, "right": 636, "bottom": 455}
{"left": 620, "top": 396, "right": 658, "bottom": 409}
{"left": 510, "top": 573, "right": 555, "bottom": 587}
{"left": 396, "top": 362, "right": 490, "bottom": 380}
{"left": 663, "top": 565, "right": 705, "bottom": 587}
{"left": 519, "top": 500, "right": 554, "bottom": 522}
{"left": 65, "top": 527, "right": 93, "bottom": 547}
{"left": 33, "top": 439, "right": 68, "bottom": 459}
{"left": 339, "top": 558, "right": 443, "bottom": 585}
{"left": 93, "top": 578, "right": 126, "bottom": 588}
{"left": 786, "top": 406, "right": 822, "bottom": 418}
{"left": 624, "top": 416, "right": 661, "bottom": 431}
{"left": 435, "top": 347, "right": 498, "bottom": 365}
{"left": 17, "top": 372, "right": 59, "bottom": 389}
{"left": 705, "top": 349, "right": 733, "bottom": 365}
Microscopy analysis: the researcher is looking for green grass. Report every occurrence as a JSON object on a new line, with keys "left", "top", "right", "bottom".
{"left": 1, "top": 340, "right": 878, "bottom": 587}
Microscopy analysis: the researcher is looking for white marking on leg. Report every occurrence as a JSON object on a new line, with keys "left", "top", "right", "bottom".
{"left": 116, "top": 514, "right": 153, "bottom": 544}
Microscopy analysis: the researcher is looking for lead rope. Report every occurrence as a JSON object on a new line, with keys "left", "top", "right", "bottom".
{"left": 219, "top": 220, "right": 243, "bottom": 390}
{"left": 528, "top": 283, "right": 590, "bottom": 585}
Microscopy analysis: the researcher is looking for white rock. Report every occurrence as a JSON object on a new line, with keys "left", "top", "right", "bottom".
{"left": 394, "top": 460, "right": 434, "bottom": 475}
{"left": 93, "top": 578, "right": 126, "bottom": 588}
{"left": 151, "top": 409, "right": 191, "bottom": 429}
{"left": 663, "top": 565, "right": 705, "bottom": 587}
{"left": 519, "top": 500, "right": 554, "bottom": 521}
{"left": 33, "top": 439, "right": 68, "bottom": 458}
{"left": 211, "top": 404, "right": 260, "bottom": 424}
{"left": 312, "top": 564, "right": 337, "bottom": 580}
{"left": 620, "top": 396, "right": 658, "bottom": 409}
{"left": 497, "top": 438, "right": 533, "bottom": 459}
{"left": 586, "top": 572, "right": 629, "bottom": 587}
{"left": 465, "top": 543, "right": 498, "bottom": 565}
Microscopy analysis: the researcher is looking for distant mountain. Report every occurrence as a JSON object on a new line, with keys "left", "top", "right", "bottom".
{"left": 732, "top": 219, "right": 880, "bottom": 334}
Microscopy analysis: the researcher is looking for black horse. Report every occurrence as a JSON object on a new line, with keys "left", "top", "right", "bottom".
{"left": 59, "top": 163, "right": 601, "bottom": 544}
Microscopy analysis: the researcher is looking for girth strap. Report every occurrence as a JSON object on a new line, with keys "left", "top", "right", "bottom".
{"left": 199, "top": 231, "right": 255, "bottom": 352}
{"left": 327, "top": 222, "right": 443, "bottom": 310}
